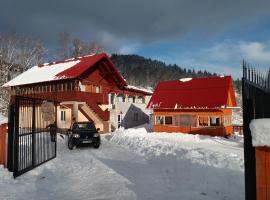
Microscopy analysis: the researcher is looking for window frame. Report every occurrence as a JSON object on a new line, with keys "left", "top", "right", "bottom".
{"left": 155, "top": 116, "right": 164, "bottom": 125}
{"left": 198, "top": 115, "right": 209, "bottom": 127}
{"left": 209, "top": 116, "right": 221, "bottom": 127}
{"left": 164, "top": 116, "right": 173, "bottom": 125}
{"left": 60, "top": 110, "right": 66, "bottom": 121}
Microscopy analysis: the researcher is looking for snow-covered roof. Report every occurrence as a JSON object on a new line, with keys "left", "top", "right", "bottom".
{"left": 125, "top": 85, "right": 153, "bottom": 95}
{"left": 0, "top": 114, "right": 8, "bottom": 125}
{"left": 3, "top": 60, "right": 80, "bottom": 87}
{"left": 3, "top": 53, "right": 128, "bottom": 87}
{"left": 249, "top": 119, "right": 270, "bottom": 147}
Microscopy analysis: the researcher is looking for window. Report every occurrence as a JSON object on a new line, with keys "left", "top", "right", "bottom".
{"left": 61, "top": 111, "right": 66, "bottom": 121}
{"left": 109, "top": 93, "right": 115, "bottom": 105}
{"left": 137, "top": 96, "right": 145, "bottom": 104}
{"left": 155, "top": 116, "right": 164, "bottom": 125}
{"left": 165, "top": 116, "right": 173, "bottom": 125}
{"left": 128, "top": 96, "right": 135, "bottom": 103}
{"left": 117, "top": 95, "right": 125, "bottom": 102}
{"left": 96, "top": 85, "right": 101, "bottom": 93}
{"left": 174, "top": 115, "right": 197, "bottom": 127}
{"left": 210, "top": 116, "right": 220, "bottom": 127}
{"left": 198, "top": 116, "right": 209, "bottom": 127}
{"left": 134, "top": 113, "right": 139, "bottom": 121}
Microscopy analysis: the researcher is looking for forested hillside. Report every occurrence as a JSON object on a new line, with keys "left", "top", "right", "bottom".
{"left": 111, "top": 54, "right": 218, "bottom": 88}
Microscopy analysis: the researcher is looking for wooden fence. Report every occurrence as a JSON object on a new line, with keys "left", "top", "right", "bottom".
{"left": 0, "top": 123, "right": 7, "bottom": 166}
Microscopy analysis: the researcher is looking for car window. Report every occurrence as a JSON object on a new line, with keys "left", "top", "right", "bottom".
{"left": 73, "top": 123, "right": 96, "bottom": 131}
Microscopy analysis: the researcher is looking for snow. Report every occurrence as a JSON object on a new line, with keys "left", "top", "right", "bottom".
{"left": 0, "top": 114, "right": 7, "bottom": 125}
{"left": 108, "top": 127, "right": 244, "bottom": 171}
{"left": 232, "top": 92, "right": 243, "bottom": 125}
{"left": 249, "top": 118, "right": 270, "bottom": 147}
{"left": 2, "top": 60, "right": 80, "bottom": 87}
{"left": 179, "top": 77, "right": 192, "bottom": 82}
{"left": 125, "top": 85, "right": 153, "bottom": 94}
{"left": 0, "top": 128, "right": 244, "bottom": 200}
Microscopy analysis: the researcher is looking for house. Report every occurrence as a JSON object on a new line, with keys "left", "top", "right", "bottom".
{"left": 3, "top": 53, "right": 152, "bottom": 132}
{"left": 147, "top": 76, "right": 237, "bottom": 137}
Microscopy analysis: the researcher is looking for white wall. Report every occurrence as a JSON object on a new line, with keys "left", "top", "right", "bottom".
{"left": 110, "top": 101, "right": 151, "bottom": 130}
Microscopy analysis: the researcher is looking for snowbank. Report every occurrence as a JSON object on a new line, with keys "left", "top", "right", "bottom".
{"left": 106, "top": 128, "right": 244, "bottom": 171}
{"left": 0, "top": 114, "right": 8, "bottom": 125}
{"left": 250, "top": 118, "right": 270, "bottom": 147}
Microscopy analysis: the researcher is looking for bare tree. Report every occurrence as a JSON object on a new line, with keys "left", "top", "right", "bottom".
{"left": 58, "top": 32, "right": 71, "bottom": 59}
{"left": 72, "top": 38, "right": 83, "bottom": 57}
{"left": 0, "top": 33, "right": 47, "bottom": 115}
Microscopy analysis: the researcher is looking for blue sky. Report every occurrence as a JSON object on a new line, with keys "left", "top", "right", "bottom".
{"left": 1, "top": 0, "right": 270, "bottom": 78}
{"left": 118, "top": 19, "right": 270, "bottom": 78}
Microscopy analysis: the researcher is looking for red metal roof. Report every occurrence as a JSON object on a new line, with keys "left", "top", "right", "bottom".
{"left": 147, "top": 76, "right": 237, "bottom": 109}
{"left": 54, "top": 53, "right": 127, "bottom": 86}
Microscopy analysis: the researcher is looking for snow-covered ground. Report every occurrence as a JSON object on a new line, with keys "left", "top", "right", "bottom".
{"left": 0, "top": 127, "right": 244, "bottom": 200}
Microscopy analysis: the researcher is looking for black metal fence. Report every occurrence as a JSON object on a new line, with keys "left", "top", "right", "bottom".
{"left": 8, "top": 96, "right": 57, "bottom": 178}
{"left": 242, "top": 61, "right": 270, "bottom": 200}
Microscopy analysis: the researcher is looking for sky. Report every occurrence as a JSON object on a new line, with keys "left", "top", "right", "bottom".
{"left": 1, "top": 0, "right": 270, "bottom": 78}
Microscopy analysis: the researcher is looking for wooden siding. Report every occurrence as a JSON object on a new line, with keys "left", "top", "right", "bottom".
{"left": 153, "top": 109, "right": 233, "bottom": 137}
{"left": 0, "top": 124, "right": 7, "bottom": 166}
{"left": 154, "top": 125, "right": 232, "bottom": 137}
{"left": 256, "top": 147, "right": 270, "bottom": 200}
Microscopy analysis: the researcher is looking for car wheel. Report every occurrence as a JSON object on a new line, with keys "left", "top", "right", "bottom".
{"left": 68, "top": 138, "right": 74, "bottom": 150}
{"left": 93, "top": 142, "right": 100, "bottom": 149}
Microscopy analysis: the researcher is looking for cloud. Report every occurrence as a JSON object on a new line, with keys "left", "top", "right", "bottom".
{"left": 239, "top": 42, "right": 270, "bottom": 62}
{"left": 148, "top": 40, "right": 270, "bottom": 78}
{"left": 203, "top": 40, "right": 270, "bottom": 63}
{"left": 1, "top": 0, "right": 270, "bottom": 48}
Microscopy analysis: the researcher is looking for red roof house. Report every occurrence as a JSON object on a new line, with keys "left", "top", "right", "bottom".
{"left": 147, "top": 76, "right": 237, "bottom": 137}
{"left": 3, "top": 53, "right": 152, "bottom": 132}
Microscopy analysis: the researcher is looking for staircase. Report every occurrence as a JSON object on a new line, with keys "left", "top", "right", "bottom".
{"left": 79, "top": 103, "right": 104, "bottom": 125}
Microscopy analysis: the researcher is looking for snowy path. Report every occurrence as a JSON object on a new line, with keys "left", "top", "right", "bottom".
{"left": 0, "top": 131, "right": 244, "bottom": 200}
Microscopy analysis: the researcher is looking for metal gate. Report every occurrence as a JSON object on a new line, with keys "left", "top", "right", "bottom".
{"left": 8, "top": 96, "right": 57, "bottom": 178}
{"left": 242, "top": 61, "right": 270, "bottom": 200}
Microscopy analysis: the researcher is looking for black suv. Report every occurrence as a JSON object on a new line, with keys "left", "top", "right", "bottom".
{"left": 68, "top": 122, "right": 101, "bottom": 150}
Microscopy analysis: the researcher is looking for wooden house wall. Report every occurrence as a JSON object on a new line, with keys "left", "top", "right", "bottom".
{"left": 153, "top": 108, "right": 233, "bottom": 137}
